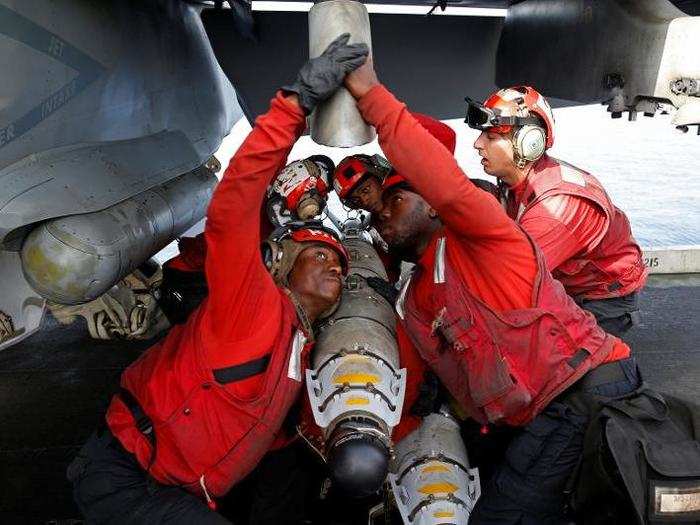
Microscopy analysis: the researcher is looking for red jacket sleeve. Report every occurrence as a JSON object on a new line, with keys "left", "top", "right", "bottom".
{"left": 201, "top": 92, "right": 306, "bottom": 367}
{"left": 357, "top": 85, "right": 529, "bottom": 245}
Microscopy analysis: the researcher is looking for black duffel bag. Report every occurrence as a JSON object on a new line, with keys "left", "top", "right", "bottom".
{"left": 571, "top": 384, "right": 700, "bottom": 524}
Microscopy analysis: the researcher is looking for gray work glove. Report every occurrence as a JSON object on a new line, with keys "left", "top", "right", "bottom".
{"left": 282, "top": 33, "right": 369, "bottom": 114}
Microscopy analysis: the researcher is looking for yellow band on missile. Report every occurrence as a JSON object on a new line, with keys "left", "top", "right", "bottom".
{"left": 433, "top": 511, "right": 455, "bottom": 518}
{"left": 418, "top": 482, "right": 459, "bottom": 495}
{"left": 333, "top": 373, "right": 380, "bottom": 384}
{"left": 421, "top": 464, "right": 451, "bottom": 474}
{"left": 346, "top": 397, "right": 370, "bottom": 405}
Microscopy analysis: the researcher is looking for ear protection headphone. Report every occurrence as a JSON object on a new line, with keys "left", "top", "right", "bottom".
{"left": 513, "top": 124, "right": 546, "bottom": 163}
{"left": 511, "top": 96, "right": 546, "bottom": 166}
{"left": 261, "top": 235, "right": 286, "bottom": 282}
{"left": 262, "top": 221, "right": 310, "bottom": 281}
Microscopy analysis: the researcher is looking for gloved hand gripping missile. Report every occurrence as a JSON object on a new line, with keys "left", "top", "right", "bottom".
{"left": 282, "top": 33, "right": 369, "bottom": 114}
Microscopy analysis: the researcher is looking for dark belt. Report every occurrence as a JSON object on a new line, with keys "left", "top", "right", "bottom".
{"left": 118, "top": 387, "right": 157, "bottom": 468}
{"left": 559, "top": 358, "right": 640, "bottom": 420}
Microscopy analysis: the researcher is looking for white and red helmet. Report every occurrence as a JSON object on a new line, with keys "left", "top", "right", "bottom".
{"left": 267, "top": 155, "right": 334, "bottom": 220}
{"left": 466, "top": 86, "right": 555, "bottom": 149}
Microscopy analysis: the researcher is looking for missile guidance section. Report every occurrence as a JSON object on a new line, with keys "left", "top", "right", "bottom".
{"left": 306, "top": 228, "right": 407, "bottom": 498}
{"left": 389, "top": 410, "right": 481, "bottom": 525}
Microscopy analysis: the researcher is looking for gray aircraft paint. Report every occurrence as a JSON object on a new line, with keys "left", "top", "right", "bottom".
{"left": 0, "top": 4, "right": 105, "bottom": 150}
{"left": 0, "top": 0, "right": 240, "bottom": 349}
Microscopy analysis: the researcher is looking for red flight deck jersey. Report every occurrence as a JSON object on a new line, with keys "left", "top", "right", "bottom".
{"left": 106, "top": 93, "right": 313, "bottom": 499}
{"left": 356, "top": 86, "right": 630, "bottom": 436}
{"left": 508, "top": 181, "right": 608, "bottom": 272}
{"left": 505, "top": 155, "right": 647, "bottom": 300}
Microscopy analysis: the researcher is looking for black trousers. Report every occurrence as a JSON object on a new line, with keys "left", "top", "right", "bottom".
{"left": 68, "top": 427, "right": 320, "bottom": 525}
{"left": 468, "top": 357, "right": 641, "bottom": 525}
{"left": 68, "top": 428, "right": 231, "bottom": 524}
{"left": 579, "top": 292, "right": 641, "bottom": 338}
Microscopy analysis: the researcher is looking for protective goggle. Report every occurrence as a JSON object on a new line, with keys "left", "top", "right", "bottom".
{"left": 464, "top": 97, "right": 541, "bottom": 131}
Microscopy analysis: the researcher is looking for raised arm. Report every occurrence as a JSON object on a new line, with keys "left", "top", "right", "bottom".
{"left": 204, "top": 34, "right": 369, "bottom": 346}
{"left": 204, "top": 92, "right": 306, "bottom": 342}
{"left": 360, "top": 87, "right": 519, "bottom": 241}
{"left": 344, "top": 62, "right": 524, "bottom": 242}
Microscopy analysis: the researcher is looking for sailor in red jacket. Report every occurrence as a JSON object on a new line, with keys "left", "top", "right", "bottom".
{"left": 158, "top": 152, "right": 335, "bottom": 326}
{"left": 468, "top": 87, "right": 647, "bottom": 337}
{"left": 67, "top": 34, "right": 367, "bottom": 524}
{"left": 333, "top": 116, "right": 499, "bottom": 293}
{"left": 344, "top": 58, "right": 642, "bottom": 523}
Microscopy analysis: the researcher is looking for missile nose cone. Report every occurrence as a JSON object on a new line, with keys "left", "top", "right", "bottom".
{"left": 328, "top": 433, "right": 389, "bottom": 498}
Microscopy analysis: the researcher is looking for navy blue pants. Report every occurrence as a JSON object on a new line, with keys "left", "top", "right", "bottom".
{"left": 579, "top": 293, "right": 640, "bottom": 339}
{"left": 68, "top": 427, "right": 315, "bottom": 524}
{"left": 469, "top": 358, "right": 641, "bottom": 524}
{"left": 67, "top": 428, "right": 231, "bottom": 524}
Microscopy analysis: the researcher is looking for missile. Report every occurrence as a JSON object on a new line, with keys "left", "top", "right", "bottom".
{"left": 389, "top": 410, "right": 481, "bottom": 525}
{"left": 306, "top": 226, "right": 406, "bottom": 498}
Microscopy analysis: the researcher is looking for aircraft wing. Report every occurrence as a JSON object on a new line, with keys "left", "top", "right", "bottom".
{"left": 206, "top": 0, "right": 700, "bottom": 129}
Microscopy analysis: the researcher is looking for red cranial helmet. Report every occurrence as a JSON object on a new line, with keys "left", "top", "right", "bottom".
{"left": 333, "top": 154, "right": 390, "bottom": 204}
{"left": 289, "top": 227, "right": 349, "bottom": 274}
{"left": 467, "top": 85, "right": 555, "bottom": 149}
{"left": 262, "top": 221, "right": 349, "bottom": 286}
